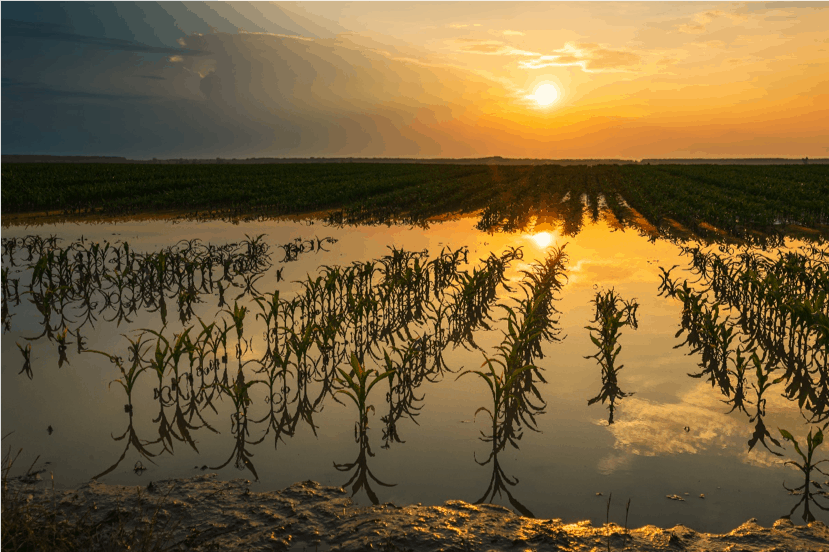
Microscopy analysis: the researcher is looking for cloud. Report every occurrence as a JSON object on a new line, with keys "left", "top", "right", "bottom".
{"left": 519, "top": 42, "right": 641, "bottom": 72}
{"left": 761, "top": 2, "right": 829, "bottom": 9}
{"left": 691, "top": 40, "right": 727, "bottom": 49}
{"left": 596, "top": 382, "right": 799, "bottom": 473}
{"left": 2, "top": 78, "right": 153, "bottom": 102}
{"left": 675, "top": 9, "right": 745, "bottom": 34}
{"left": 1, "top": 19, "right": 206, "bottom": 57}
{"left": 676, "top": 10, "right": 728, "bottom": 34}
{"left": 3, "top": 27, "right": 512, "bottom": 158}
{"left": 455, "top": 38, "right": 538, "bottom": 57}
{"left": 502, "top": 30, "right": 525, "bottom": 36}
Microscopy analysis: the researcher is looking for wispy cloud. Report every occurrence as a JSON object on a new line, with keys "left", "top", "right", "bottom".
{"left": 519, "top": 42, "right": 641, "bottom": 72}
{"left": 2, "top": 19, "right": 206, "bottom": 56}
{"left": 502, "top": 30, "right": 525, "bottom": 36}
{"left": 2, "top": 78, "right": 153, "bottom": 102}
{"left": 675, "top": 9, "right": 745, "bottom": 34}
{"left": 455, "top": 38, "right": 538, "bottom": 57}
{"left": 762, "top": 1, "right": 829, "bottom": 8}
{"left": 455, "top": 38, "right": 640, "bottom": 72}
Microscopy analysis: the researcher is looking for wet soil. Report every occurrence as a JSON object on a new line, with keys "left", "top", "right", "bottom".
{"left": 11, "top": 475, "right": 829, "bottom": 551}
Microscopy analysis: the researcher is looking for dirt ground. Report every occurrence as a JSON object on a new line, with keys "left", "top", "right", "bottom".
{"left": 8, "top": 474, "right": 829, "bottom": 551}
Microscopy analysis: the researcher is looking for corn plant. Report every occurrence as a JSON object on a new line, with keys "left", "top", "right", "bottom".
{"left": 586, "top": 289, "right": 639, "bottom": 424}
{"left": 334, "top": 353, "right": 395, "bottom": 429}
{"left": 779, "top": 427, "right": 829, "bottom": 522}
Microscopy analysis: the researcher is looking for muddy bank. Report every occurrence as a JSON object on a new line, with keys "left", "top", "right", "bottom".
{"left": 6, "top": 474, "right": 828, "bottom": 551}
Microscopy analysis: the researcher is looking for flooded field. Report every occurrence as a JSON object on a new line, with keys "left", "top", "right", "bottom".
{"left": 3, "top": 206, "right": 827, "bottom": 537}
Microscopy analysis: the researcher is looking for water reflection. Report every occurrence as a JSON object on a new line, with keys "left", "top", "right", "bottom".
{"left": 4, "top": 236, "right": 531, "bottom": 489}
{"left": 585, "top": 289, "right": 639, "bottom": 424}
{"left": 4, "top": 205, "right": 829, "bottom": 528}
{"left": 334, "top": 354, "right": 393, "bottom": 440}
{"left": 658, "top": 242, "right": 829, "bottom": 448}
{"left": 657, "top": 240, "right": 829, "bottom": 521}
{"left": 462, "top": 247, "right": 568, "bottom": 516}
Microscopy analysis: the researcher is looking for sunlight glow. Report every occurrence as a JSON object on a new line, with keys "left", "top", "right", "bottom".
{"left": 531, "top": 231, "right": 554, "bottom": 248}
{"left": 530, "top": 83, "right": 560, "bottom": 107}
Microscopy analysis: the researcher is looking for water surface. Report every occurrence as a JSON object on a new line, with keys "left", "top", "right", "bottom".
{"left": 1, "top": 214, "right": 821, "bottom": 533}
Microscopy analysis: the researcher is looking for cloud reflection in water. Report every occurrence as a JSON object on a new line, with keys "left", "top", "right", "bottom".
{"left": 596, "top": 383, "right": 790, "bottom": 473}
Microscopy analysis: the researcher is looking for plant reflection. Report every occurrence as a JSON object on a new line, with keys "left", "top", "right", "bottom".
{"left": 585, "top": 289, "right": 639, "bottom": 424}
{"left": 462, "top": 247, "right": 568, "bottom": 516}
{"left": 24, "top": 239, "right": 530, "bottom": 486}
{"left": 660, "top": 240, "right": 829, "bottom": 518}
{"left": 333, "top": 354, "right": 396, "bottom": 504}
{"left": 780, "top": 428, "right": 829, "bottom": 523}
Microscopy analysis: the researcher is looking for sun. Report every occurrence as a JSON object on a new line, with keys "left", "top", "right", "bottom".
{"left": 530, "top": 231, "right": 554, "bottom": 248}
{"left": 530, "top": 83, "right": 560, "bottom": 107}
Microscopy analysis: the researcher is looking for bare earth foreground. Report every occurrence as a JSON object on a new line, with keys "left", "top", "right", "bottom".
{"left": 10, "top": 475, "right": 829, "bottom": 551}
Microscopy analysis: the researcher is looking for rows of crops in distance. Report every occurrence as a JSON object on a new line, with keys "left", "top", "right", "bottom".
{"left": 615, "top": 165, "right": 829, "bottom": 238}
{"left": 0, "top": 163, "right": 490, "bottom": 217}
{"left": 2, "top": 163, "right": 827, "bottom": 242}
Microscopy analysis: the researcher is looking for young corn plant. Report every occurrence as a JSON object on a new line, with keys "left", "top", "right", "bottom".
{"left": 779, "top": 427, "right": 829, "bottom": 522}
{"left": 586, "top": 289, "right": 639, "bottom": 424}
{"left": 334, "top": 353, "right": 395, "bottom": 430}
{"left": 225, "top": 301, "right": 248, "bottom": 358}
{"left": 54, "top": 327, "right": 71, "bottom": 368}
{"left": 458, "top": 357, "right": 535, "bottom": 453}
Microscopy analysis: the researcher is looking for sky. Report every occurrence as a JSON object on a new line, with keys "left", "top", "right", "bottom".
{"left": 2, "top": 1, "right": 828, "bottom": 159}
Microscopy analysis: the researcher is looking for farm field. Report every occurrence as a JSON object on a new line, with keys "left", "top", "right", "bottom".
{"left": 3, "top": 163, "right": 828, "bottom": 243}
{"left": 2, "top": 163, "right": 829, "bottom": 550}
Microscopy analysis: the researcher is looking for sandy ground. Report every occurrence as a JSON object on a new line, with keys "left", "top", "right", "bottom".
{"left": 8, "top": 474, "right": 829, "bottom": 551}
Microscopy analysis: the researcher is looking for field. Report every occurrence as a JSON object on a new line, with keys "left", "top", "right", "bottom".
{"left": 3, "top": 163, "right": 828, "bottom": 242}
{"left": 2, "top": 162, "right": 829, "bottom": 550}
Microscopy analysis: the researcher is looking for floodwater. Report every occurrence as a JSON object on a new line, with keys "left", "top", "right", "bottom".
{"left": 1, "top": 213, "right": 823, "bottom": 534}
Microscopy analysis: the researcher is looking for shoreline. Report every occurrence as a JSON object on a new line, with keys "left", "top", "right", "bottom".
{"left": 5, "top": 474, "right": 829, "bottom": 551}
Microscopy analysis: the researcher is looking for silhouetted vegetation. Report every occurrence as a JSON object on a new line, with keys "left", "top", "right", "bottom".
{"left": 585, "top": 289, "right": 639, "bottom": 424}
{"left": 4, "top": 164, "right": 827, "bottom": 244}
{"left": 659, "top": 241, "right": 829, "bottom": 519}
{"left": 461, "top": 247, "right": 568, "bottom": 516}
{"left": 5, "top": 162, "right": 829, "bottom": 527}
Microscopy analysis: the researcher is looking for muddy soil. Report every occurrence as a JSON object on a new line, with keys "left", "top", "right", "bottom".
{"left": 8, "top": 474, "right": 829, "bottom": 551}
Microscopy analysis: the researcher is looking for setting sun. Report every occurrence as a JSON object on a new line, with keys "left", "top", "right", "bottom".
{"left": 530, "top": 83, "right": 560, "bottom": 107}
{"left": 530, "top": 231, "right": 554, "bottom": 248}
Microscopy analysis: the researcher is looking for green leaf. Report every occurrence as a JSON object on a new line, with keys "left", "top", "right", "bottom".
{"left": 813, "top": 429, "right": 824, "bottom": 449}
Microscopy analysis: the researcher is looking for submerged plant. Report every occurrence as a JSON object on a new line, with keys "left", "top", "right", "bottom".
{"left": 585, "top": 289, "right": 639, "bottom": 424}
{"left": 16, "top": 342, "right": 32, "bottom": 380}
{"left": 779, "top": 427, "right": 829, "bottom": 523}
{"left": 334, "top": 353, "right": 395, "bottom": 429}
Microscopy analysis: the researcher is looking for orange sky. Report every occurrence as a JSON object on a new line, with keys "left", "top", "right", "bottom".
{"left": 286, "top": 1, "right": 829, "bottom": 158}
{"left": 4, "top": 2, "right": 828, "bottom": 158}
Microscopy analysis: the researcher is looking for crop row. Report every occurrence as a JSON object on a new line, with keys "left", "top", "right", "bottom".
{"left": 4, "top": 164, "right": 827, "bottom": 244}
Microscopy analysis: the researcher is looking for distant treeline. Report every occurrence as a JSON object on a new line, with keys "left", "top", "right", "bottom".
{"left": 3, "top": 155, "right": 826, "bottom": 165}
